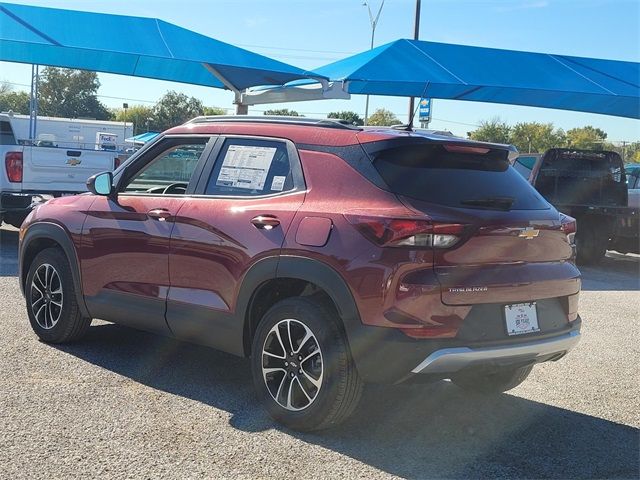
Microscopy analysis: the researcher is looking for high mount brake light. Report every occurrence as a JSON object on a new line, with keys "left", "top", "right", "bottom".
{"left": 345, "top": 215, "right": 465, "bottom": 248}
{"left": 5, "top": 151, "right": 23, "bottom": 183}
{"left": 443, "top": 144, "right": 490, "bottom": 154}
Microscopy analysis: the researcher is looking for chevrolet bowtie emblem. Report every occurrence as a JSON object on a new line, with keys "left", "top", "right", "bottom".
{"left": 519, "top": 227, "right": 540, "bottom": 240}
{"left": 66, "top": 158, "right": 82, "bottom": 166}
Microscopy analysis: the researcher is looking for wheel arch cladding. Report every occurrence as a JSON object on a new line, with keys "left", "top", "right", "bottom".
{"left": 20, "top": 222, "right": 90, "bottom": 318}
{"left": 241, "top": 255, "right": 362, "bottom": 357}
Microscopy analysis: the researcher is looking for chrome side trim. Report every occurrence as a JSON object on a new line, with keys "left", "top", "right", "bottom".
{"left": 411, "top": 330, "right": 581, "bottom": 374}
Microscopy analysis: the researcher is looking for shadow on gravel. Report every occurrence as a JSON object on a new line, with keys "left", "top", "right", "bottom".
{"left": 0, "top": 227, "right": 19, "bottom": 277}
{"left": 579, "top": 252, "right": 639, "bottom": 292}
{"left": 56, "top": 323, "right": 639, "bottom": 480}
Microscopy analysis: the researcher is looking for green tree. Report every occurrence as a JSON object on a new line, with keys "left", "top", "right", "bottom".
{"left": 509, "top": 122, "right": 566, "bottom": 153}
{"left": 566, "top": 126, "right": 608, "bottom": 150}
{"left": 113, "top": 105, "right": 155, "bottom": 135}
{"left": 367, "top": 108, "right": 400, "bottom": 126}
{"left": 152, "top": 91, "right": 204, "bottom": 131}
{"left": 0, "top": 83, "right": 30, "bottom": 114}
{"left": 203, "top": 106, "right": 227, "bottom": 116}
{"left": 38, "top": 67, "right": 111, "bottom": 120}
{"left": 327, "top": 110, "right": 364, "bottom": 126}
{"left": 467, "top": 117, "right": 511, "bottom": 144}
{"left": 263, "top": 108, "right": 300, "bottom": 116}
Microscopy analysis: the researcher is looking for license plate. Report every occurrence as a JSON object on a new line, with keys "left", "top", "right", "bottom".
{"left": 505, "top": 302, "right": 540, "bottom": 336}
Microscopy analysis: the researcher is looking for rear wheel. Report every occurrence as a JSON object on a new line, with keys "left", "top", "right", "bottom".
{"left": 575, "top": 217, "right": 608, "bottom": 265}
{"left": 25, "top": 247, "right": 91, "bottom": 343}
{"left": 251, "top": 297, "right": 363, "bottom": 431}
{"left": 451, "top": 365, "right": 533, "bottom": 394}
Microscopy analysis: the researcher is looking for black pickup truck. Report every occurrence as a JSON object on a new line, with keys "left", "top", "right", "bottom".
{"left": 514, "top": 148, "right": 638, "bottom": 264}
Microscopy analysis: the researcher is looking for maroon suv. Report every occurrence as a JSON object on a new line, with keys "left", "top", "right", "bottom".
{"left": 19, "top": 117, "right": 581, "bottom": 431}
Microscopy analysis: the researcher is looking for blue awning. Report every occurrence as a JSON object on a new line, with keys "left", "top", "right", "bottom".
{"left": 0, "top": 2, "right": 317, "bottom": 91}
{"left": 125, "top": 132, "right": 160, "bottom": 145}
{"left": 313, "top": 39, "right": 640, "bottom": 119}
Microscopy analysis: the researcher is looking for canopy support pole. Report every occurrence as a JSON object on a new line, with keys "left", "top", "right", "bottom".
{"left": 28, "top": 64, "right": 39, "bottom": 141}
{"left": 202, "top": 63, "right": 248, "bottom": 115}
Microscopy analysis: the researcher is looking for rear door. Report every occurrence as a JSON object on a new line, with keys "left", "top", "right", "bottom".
{"left": 166, "top": 136, "right": 305, "bottom": 354}
{"left": 22, "top": 146, "right": 117, "bottom": 192}
{"left": 367, "top": 141, "right": 580, "bottom": 306}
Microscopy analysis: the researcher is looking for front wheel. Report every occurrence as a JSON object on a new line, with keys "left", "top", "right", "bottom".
{"left": 451, "top": 365, "right": 533, "bottom": 394}
{"left": 25, "top": 247, "right": 91, "bottom": 343}
{"left": 251, "top": 297, "right": 363, "bottom": 431}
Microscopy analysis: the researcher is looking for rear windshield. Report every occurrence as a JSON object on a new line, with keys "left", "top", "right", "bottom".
{"left": 539, "top": 150, "right": 624, "bottom": 183}
{"left": 372, "top": 144, "right": 549, "bottom": 210}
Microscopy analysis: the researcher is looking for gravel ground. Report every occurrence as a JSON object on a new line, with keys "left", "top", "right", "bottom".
{"left": 0, "top": 225, "right": 638, "bottom": 479}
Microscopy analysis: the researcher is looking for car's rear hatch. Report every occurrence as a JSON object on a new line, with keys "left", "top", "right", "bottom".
{"left": 363, "top": 137, "right": 580, "bottom": 306}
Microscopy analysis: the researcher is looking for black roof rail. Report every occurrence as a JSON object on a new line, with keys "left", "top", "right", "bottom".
{"left": 185, "top": 115, "right": 362, "bottom": 130}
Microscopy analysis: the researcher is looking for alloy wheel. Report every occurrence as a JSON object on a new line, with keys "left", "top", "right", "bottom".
{"left": 261, "top": 318, "right": 324, "bottom": 411}
{"left": 30, "top": 263, "right": 63, "bottom": 330}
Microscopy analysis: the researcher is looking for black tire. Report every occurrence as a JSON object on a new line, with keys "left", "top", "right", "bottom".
{"left": 575, "top": 218, "right": 608, "bottom": 265}
{"left": 451, "top": 365, "right": 533, "bottom": 394}
{"left": 25, "top": 247, "right": 91, "bottom": 343}
{"left": 251, "top": 296, "right": 363, "bottom": 431}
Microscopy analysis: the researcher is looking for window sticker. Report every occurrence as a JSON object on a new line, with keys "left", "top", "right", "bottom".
{"left": 216, "top": 144, "right": 277, "bottom": 190}
{"left": 270, "top": 175, "right": 287, "bottom": 191}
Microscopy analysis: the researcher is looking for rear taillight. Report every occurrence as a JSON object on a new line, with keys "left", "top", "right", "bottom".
{"left": 5, "top": 152, "right": 23, "bottom": 183}
{"left": 560, "top": 213, "right": 577, "bottom": 235}
{"left": 345, "top": 215, "right": 465, "bottom": 248}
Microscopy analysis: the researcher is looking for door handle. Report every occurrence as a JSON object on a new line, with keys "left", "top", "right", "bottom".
{"left": 147, "top": 208, "right": 172, "bottom": 221}
{"left": 251, "top": 215, "right": 280, "bottom": 230}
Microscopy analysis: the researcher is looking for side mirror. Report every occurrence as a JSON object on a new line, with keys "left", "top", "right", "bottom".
{"left": 87, "top": 171, "right": 113, "bottom": 196}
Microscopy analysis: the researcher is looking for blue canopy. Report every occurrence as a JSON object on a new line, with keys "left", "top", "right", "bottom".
{"left": 125, "top": 132, "right": 160, "bottom": 145}
{"left": 313, "top": 39, "right": 640, "bottom": 119}
{"left": 0, "top": 2, "right": 316, "bottom": 91}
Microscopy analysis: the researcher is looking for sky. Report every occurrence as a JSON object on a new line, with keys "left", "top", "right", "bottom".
{"left": 0, "top": 0, "right": 639, "bottom": 141}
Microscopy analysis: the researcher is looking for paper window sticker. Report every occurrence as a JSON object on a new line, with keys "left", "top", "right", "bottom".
{"left": 271, "top": 176, "right": 287, "bottom": 191}
{"left": 215, "top": 145, "right": 277, "bottom": 189}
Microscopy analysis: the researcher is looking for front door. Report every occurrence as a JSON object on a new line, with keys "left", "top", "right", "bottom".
{"left": 80, "top": 136, "right": 215, "bottom": 334}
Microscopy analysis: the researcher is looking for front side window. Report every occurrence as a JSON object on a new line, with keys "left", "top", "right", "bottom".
{"left": 205, "top": 138, "right": 294, "bottom": 196}
{"left": 123, "top": 140, "right": 208, "bottom": 194}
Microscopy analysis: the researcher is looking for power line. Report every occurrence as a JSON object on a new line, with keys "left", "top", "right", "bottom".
{"left": 235, "top": 44, "right": 357, "bottom": 55}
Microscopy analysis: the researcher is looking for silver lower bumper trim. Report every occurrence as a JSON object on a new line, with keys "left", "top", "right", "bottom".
{"left": 411, "top": 330, "right": 581, "bottom": 374}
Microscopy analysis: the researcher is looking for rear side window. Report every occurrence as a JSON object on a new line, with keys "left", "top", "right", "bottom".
{"left": 205, "top": 138, "right": 294, "bottom": 196}
{"left": 0, "top": 121, "right": 16, "bottom": 145}
{"left": 372, "top": 143, "right": 549, "bottom": 210}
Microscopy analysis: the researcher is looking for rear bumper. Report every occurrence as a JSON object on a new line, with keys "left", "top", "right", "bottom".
{"left": 346, "top": 315, "right": 582, "bottom": 384}
{"left": 411, "top": 329, "right": 580, "bottom": 374}
{"left": 0, "top": 192, "right": 33, "bottom": 214}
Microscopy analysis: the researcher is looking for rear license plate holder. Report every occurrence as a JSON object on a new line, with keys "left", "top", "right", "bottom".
{"left": 505, "top": 302, "right": 540, "bottom": 336}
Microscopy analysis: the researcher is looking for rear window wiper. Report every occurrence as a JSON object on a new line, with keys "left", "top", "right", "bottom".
{"left": 460, "top": 196, "right": 515, "bottom": 211}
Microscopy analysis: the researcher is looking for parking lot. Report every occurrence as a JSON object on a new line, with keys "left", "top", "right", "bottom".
{"left": 0, "top": 225, "right": 638, "bottom": 479}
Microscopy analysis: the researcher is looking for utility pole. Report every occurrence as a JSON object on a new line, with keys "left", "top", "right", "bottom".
{"left": 407, "top": 0, "right": 421, "bottom": 126}
{"left": 363, "top": 0, "right": 385, "bottom": 125}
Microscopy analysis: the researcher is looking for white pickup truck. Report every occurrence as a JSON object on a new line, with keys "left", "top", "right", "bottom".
{"left": 1, "top": 113, "right": 129, "bottom": 227}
